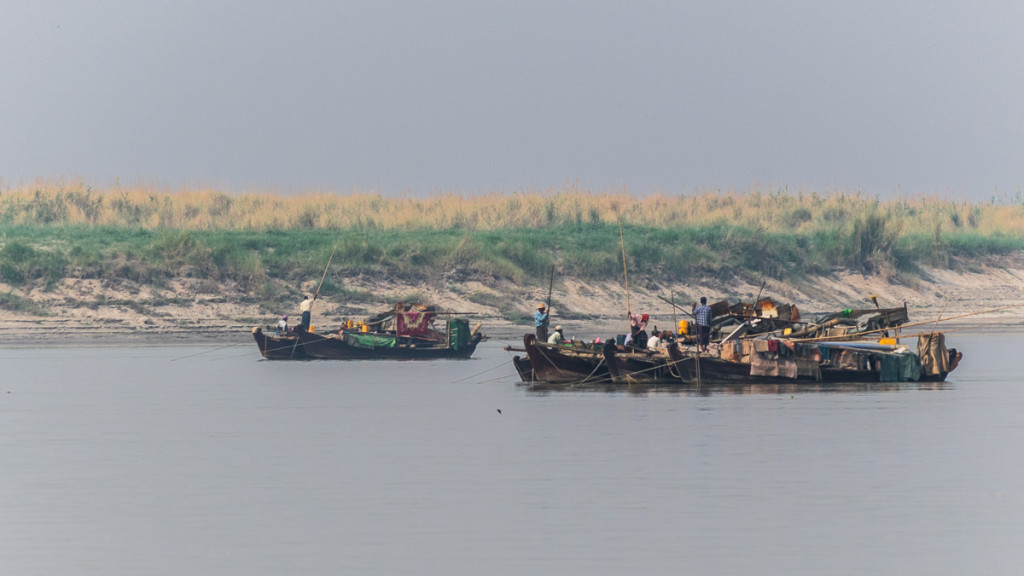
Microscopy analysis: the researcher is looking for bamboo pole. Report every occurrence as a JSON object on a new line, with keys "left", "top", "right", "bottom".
{"left": 927, "top": 296, "right": 951, "bottom": 342}
{"left": 545, "top": 265, "right": 554, "bottom": 333}
{"left": 619, "top": 218, "right": 632, "bottom": 336}
{"left": 313, "top": 241, "right": 340, "bottom": 302}
{"left": 752, "top": 280, "right": 766, "bottom": 316}
{"left": 657, "top": 294, "right": 696, "bottom": 319}
{"left": 671, "top": 292, "right": 678, "bottom": 339}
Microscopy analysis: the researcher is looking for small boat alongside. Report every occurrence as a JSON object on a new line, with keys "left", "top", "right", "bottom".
{"left": 512, "top": 334, "right": 611, "bottom": 384}
{"left": 511, "top": 334, "right": 683, "bottom": 385}
{"left": 252, "top": 327, "right": 309, "bottom": 360}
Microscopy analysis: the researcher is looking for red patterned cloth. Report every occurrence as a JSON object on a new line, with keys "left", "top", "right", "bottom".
{"left": 396, "top": 310, "right": 432, "bottom": 336}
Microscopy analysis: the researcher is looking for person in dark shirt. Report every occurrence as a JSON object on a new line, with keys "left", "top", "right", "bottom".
{"left": 693, "top": 297, "right": 713, "bottom": 353}
{"left": 629, "top": 313, "right": 649, "bottom": 350}
{"left": 534, "top": 303, "right": 549, "bottom": 342}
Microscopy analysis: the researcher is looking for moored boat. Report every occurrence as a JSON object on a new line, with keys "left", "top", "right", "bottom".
{"left": 254, "top": 302, "right": 484, "bottom": 360}
{"left": 252, "top": 326, "right": 309, "bottom": 359}
{"left": 603, "top": 343, "right": 682, "bottom": 385}
{"left": 512, "top": 300, "right": 962, "bottom": 386}
{"left": 514, "top": 334, "right": 688, "bottom": 385}
{"left": 666, "top": 337, "right": 960, "bottom": 385}
{"left": 515, "top": 334, "right": 611, "bottom": 383}
{"left": 295, "top": 322, "right": 482, "bottom": 360}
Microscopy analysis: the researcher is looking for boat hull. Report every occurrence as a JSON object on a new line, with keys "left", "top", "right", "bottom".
{"left": 521, "top": 334, "right": 611, "bottom": 383}
{"left": 295, "top": 329, "right": 483, "bottom": 360}
{"left": 515, "top": 337, "right": 957, "bottom": 386}
{"left": 512, "top": 355, "right": 535, "bottom": 381}
{"left": 667, "top": 346, "right": 953, "bottom": 385}
{"left": 253, "top": 327, "right": 308, "bottom": 359}
{"left": 604, "top": 343, "right": 685, "bottom": 384}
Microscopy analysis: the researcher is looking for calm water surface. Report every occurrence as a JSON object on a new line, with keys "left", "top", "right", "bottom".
{"left": 2, "top": 332, "right": 1023, "bottom": 575}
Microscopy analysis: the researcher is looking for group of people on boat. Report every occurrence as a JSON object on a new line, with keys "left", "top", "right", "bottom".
{"left": 514, "top": 294, "right": 963, "bottom": 386}
{"left": 620, "top": 296, "right": 711, "bottom": 352}
{"left": 535, "top": 295, "right": 715, "bottom": 353}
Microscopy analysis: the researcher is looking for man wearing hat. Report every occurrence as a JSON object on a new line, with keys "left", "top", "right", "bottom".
{"left": 276, "top": 314, "right": 289, "bottom": 335}
{"left": 534, "top": 303, "right": 550, "bottom": 342}
{"left": 547, "top": 325, "right": 564, "bottom": 344}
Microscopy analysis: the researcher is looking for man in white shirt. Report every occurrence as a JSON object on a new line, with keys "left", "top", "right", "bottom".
{"left": 300, "top": 296, "right": 313, "bottom": 330}
{"left": 647, "top": 331, "right": 663, "bottom": 351}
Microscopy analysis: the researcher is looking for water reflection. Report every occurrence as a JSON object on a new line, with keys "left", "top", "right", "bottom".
{"left": 521, "top": 379, "right": 955, "bottom": 396}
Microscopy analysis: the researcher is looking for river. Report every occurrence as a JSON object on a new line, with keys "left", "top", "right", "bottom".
{"left": 1, "top": 331, "right": 1022, "bottom": 575}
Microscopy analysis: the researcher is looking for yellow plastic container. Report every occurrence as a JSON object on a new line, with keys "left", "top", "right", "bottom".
{"left": 678, "top": 320, "right": 690, "bottom": 335}
{"left": 361, "top": 324, "right": 369, "bottom": 333}
{"left": 309, "top": 325, "right": 315, "bottom": 333}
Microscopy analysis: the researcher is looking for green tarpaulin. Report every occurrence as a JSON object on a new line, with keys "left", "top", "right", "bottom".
{"left": 345, "top": 332, "right": 397, "bottom": 349}
{"left": 448, "top": 319, "right": 471, "bottom": 351}
{"left": 877, "top": 351, "right": 921, "bottom": 382}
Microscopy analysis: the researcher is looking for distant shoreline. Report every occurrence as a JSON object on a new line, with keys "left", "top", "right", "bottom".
{"left": 0, "top": 319, "right": 1018, "bottom": 350}
{"left": 3, "top": 250, "right": 1023, "bottom": 347}
{"left": 2, "top": 299, "right": 1021, "bottom": 349}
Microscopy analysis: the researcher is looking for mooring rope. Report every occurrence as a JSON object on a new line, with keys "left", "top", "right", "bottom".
{"left": 452, "top": 360, "right": 511, "bottom": 383}
{"left": 171, "top": 341, "right": 248, "bottom": 361}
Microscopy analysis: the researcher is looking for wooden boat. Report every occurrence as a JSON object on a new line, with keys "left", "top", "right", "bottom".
{"left": 668, "top": 346, "right": 868, "bottom": 385}
{"left": 514, "top": 334, "right": 611, "bottom": 383}
{"left": 516, "top": 336, "right": 960, "bottom": 387}
{"left": 603, "top": 344, "right": 683, "bottom": 385}
{"left": 295, "top": 323, "right": 482, "bottom": 360}
{"left": 255, "top": 302, "right": 484, "bottom": 360}
{"left": 667, "top": 335, "right": 961, "bottom": 385}
{"left": 513, "top": 310, "right": 962, "bottom": 386}
{"left": 252, "top": 327, "right": 309, "bottom": 359}
{"left": 512, "top": 334, "right": 688, "bottom": 385}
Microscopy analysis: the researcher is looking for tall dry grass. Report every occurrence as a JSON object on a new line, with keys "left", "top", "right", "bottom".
{"left": 1, "top": 182, "right": 1023, "bottom": 303}
{"left": 4, "top": 182, "right": 1024, "bottom": 236}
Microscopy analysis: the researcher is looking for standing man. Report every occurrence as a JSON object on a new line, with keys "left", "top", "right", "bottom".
{"left": 300, "top": 295, "right": 313, "bottom": 330}
{"left": 693, "top": 296, "right": 713, "bottom": 354}
{"left": 534, "top": 303, "right": 549, "bottom": 342}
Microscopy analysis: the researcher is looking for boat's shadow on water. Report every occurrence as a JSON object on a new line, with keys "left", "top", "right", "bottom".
{"left": 519, "top": 380, "right": 956, "bottom": 396}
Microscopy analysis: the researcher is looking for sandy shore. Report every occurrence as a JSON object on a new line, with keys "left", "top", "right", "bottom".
{"left": 2, "top": 261, "right": 1023, "bottom": 346}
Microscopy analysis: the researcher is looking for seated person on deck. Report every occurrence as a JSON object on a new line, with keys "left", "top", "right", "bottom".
{"left": 647, "top": 330, "right": 672, "bottom": 352}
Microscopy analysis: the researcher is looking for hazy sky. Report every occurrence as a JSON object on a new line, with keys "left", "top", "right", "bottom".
{"left": 2, "top": 1, "right": 1022, "bottom": 198}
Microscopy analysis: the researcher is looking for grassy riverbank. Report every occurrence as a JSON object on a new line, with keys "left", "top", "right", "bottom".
{"left": 1, "top": 184, "right": 1024, "bottom": 325}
